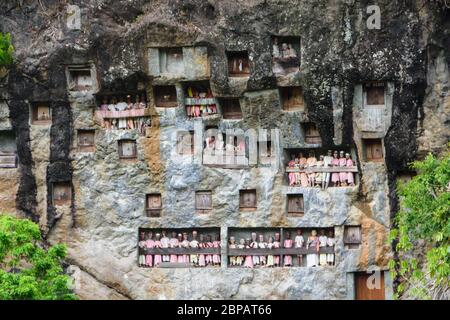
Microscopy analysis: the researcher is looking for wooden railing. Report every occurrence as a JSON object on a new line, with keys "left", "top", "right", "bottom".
{"left": 285, "top": 166, "right": 358, "bottom": 173}
{"left": 184, "top": 98, "right": 216, "bottom": 105}
{"left": 94, "top": 109, "right": 149, "bottom": 119}
{"left": 139, "top": 247, "right": 220, "bottom": 255}
{"left": 228, "top": 246, "right": 334, "bottom": 256}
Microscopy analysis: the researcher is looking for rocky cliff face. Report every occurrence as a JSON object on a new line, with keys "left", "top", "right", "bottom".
{"left": 0, "top": 0, "right": 448, "bottom": 299}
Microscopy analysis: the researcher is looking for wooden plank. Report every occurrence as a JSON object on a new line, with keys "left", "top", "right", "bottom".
{"left": 144, "top": 248, "right": 221, "bottom": 255}
{"left": 228, "top": 247, "right": 334, "bottom": 256}
{"left": 285, "top": 166, "right": 358, "bottom": 173}
{"left": 0, "top": 154, "right": 17, "bottom": 168}
{"left": 157, "top": 262, "right": 192, "bottom": 268}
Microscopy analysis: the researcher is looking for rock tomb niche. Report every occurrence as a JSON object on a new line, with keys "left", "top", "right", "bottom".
{"left": 285, "top": 147, "right": 358, "bottom": 188}
{"left": 0, "top": 130, "right": 17, "bottom": 168}
{"left": 279, "top": 86, "right": 305, "bottom": 112}
{"left": 184, "top": 80, "right": 217, "bottom": 118}
{"left": 66, "top": 64, "right": 96, "bottom": 92}
{"left": 271, "top": 36, "right": 301, "bottom": 76}
{"left": 227, "top": 51, "right": 250, "bottom": 77}
{"left": 228, "top": 227, "right": 335, "bottom": 268}
{"left": 95, "top": 90, "right": 151, "bottom": 135}
{"left": 31, "top": 102, "right": 51, "bottom": 125}
{"left": 138, "top": 227, "right": 221, "bottom": 268}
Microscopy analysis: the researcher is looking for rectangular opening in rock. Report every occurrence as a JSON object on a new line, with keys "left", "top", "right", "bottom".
{"left": 303, "top": 122, "right": 322, "bottom": 145}
{"left": 177, "top": 130, "right": 194, "bottom": 155}
{"left": 228, "top": 227, "right": 335, "bottom": 268}
{"left": 219, "top": 98, "right": 242, "bottom": 119}
{"left": 195, "top": 190, "right": 212, "bottom": 213}
{"left": 364, "top": 82, "right": 385, "bottom": 106}
{"left": 287, "top": 194, "right": 304, "bottom": 216}
{"left": 95, "top": 92, "right": 150, "bottom": 135}
{"left": 154, "top": 85, "right": 177, "bottom": 108}
{"left": 344, "top": 226, "right": 361, "bottom": 249}
{"left": 184, "top": 81, "right": 217, "bottom": 118}
{"left": 362, "top": 138, "right": 383, "bottom": 162}
{"left": 145, "top": 193, "right": 162, "bottom": 217}
{"left": 118, "top": 139, "right": 137, "bottom": 159}
{"left": 67, "top": 66, "right": 94, "bottom": 91}
{"left": 280, "top": 86, "right": 304, "bottom": 111}
{"left": 285, "top": 147, "right": 358, "bottom": 188}
{"left": 137, "top": 227, "right": 221, "bottom": 268}
{"left": 239, "top": 189, "right": 257, "bottom": 210}
{"left": 0, "top": 130, "right": 17, "bottom": 168}
{"left": 227, "top": 51, "right": 250, "bottom": 77}
{"left": 31, "top": 102, "right": 51, "bottom": 125}
{"left": 271, "top": 36, "right": 301, "bottom": 75}
{"left": 52, "top": 182, "right": 72, "bottom": 206}
{"left": 77, "top": 129, "right": 95, "bottom": 152}
{"left": 258, "top": 140, "right": 273, "bottom": 165}
{"left": 159, "top": 47, "right": 184, "bottom": 75}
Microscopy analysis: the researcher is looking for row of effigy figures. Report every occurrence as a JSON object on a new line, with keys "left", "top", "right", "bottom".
{"left": 288, "top": 150, "right": 355, "bottom": 188}
{"left": 138, "top": 230, "right": 221, "bottom": 268}
{"left": 228, "top": 230, "right": 335, "bottom": 268}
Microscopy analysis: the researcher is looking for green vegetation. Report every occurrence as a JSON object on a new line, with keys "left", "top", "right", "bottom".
{"left": 389, "top": 147, "right": 450, "bottom": 299}
{"left": 0, "top": 32, "right": 14, "bottom": 67}
{"left": 0, "top": 214, "right": 77, "bottom": 300}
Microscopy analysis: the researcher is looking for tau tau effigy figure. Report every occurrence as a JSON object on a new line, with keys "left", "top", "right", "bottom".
{"left": 160, "top": 230, "right": 170, "bottom": 263}
{"left": 306, "top": 230, "right": 319, "bottom": 267}
{"left": 315, "top": 155, "right": 324, "bottom": 188}
{"left": 258, "top": 234, "right": 267, "bottom": 266}
{"left": 272, "top": 37, "right": 281, "bottom": 58}
{"left": 318, "top": 229, "right": 328, "bottom": 266}
{"left": 100, "top": 96, "right": 108, "bottom": 111}
{"left": 138, "top": 232, "right": 146, "bottom": 267}
{"left": 243, "top": 239, "right": 254, "bottom": 268}
{"left": 331, "top": 150, "right": 340, "bottom": 187}
{"left": 153, "top": 233, "right": 162, "bottom": 267}
{"left": 205, "top": 235, "right": 214, "bottom": 266}
{"left": 250, "top": 232, "right": 259, "bottom": 266}
{"left": 229, "top": 236, "right": 237, "bottom": 266}
{"left": 326, "top": 230, "right": 335, "bottom": 266}
{"left": 198, "top": 234, "right": 206, "bottom": 267}
{"left": 323, "top": 150, "right": 333, "bottom": 189}
{"left": 181, "top": 232, "right": 190, "bottom": 264}
{"left": 169, "top": 231, "right": 178, "bottom": 264}
{"left": 177, "top": 233, "right": 184, "bottom": 263}
{"left": 145, "top": 231, "right": 155, "bottom": 267}
{"left": 295, "top": 229, "right": 305, "bottom": 266}
{"left": 236, "top": 238, "right": 245, "bottom": 266}
{"left": 338, "top": 151, "right": 347, "bottom": 186}
{"left": 283, "top": 231, "right": 294, "bottom": 267}
{"left": 273, "top": 233, "right": 281, "bottom": 267}
{"left": 266, "top": 236, "right": 275, "bottom": 267}
{"left": 306, "top": 152, "right": 317, "bottom": 187}
{"left": 190, "top": 231, "right": 199, "bottom": 266}
{"left": 212, "top": 234, "right": 221, "bottom": 266}
{"left": 345, "top": 153, "right": 355, "bottom": 186}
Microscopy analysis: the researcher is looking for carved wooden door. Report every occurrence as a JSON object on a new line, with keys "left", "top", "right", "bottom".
{"left": 287, "top": 194, "right": 304, "bottom": 214}
{"left": 355, "top": 272, "right": 385, "bottom": 300}
{"left": 196, "top": 191, "right": 212, "bottom": 210}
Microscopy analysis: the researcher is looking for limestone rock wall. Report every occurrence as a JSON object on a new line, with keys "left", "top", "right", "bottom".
{"left": 0, "top": 0, "right": 448, "bottom": 299}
